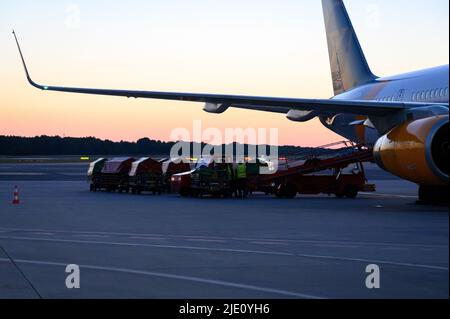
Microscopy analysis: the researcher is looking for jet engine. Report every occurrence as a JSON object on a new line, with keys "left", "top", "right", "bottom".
{"left": 373, "top": 115, "right": 449, "bottom": 188}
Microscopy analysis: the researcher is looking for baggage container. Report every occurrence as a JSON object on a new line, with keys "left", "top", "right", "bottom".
{"left": 87, "top": 158, "right": 107, "bottom": 178}
{"left": 129, "top": 157, "right": 164, "bottom": 195}
{"left": 90, "top": 157, "right": 135, "bottom": 192}
{"left": 170, "top": 170, "right": 196, "bottom": 197}
{"left": 161, "top": 158, "right": 192, "bottom": 192}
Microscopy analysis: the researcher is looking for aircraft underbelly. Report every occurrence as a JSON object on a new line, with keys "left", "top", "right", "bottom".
{"left": 319, "top": 114, "right": 379, "bottom": 146}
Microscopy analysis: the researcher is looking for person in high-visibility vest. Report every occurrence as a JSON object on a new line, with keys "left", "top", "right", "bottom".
{"left": 235, "top": 162, "right": 248, "bottom": 199}
{"left": 226, "top": 164, "right": 235, "bottom": 197}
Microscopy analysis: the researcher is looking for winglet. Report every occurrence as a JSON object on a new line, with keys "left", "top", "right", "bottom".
{"left": 12, "top": 30, "right": 46, "bottom": 90}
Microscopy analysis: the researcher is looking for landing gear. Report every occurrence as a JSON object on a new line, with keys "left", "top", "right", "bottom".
{"left": 418, "top": 186, "right": 449, "bottom": 204}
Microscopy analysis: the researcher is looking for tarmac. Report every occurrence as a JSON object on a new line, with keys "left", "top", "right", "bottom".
{"left": 0, "top": 162, "right": 448, "bottom": 299}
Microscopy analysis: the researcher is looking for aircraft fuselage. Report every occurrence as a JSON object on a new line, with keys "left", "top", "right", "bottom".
{"left": 322, "top": 65, "right": 449, "bottom": 145}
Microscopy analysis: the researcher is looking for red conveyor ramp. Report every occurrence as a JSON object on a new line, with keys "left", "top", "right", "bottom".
{"left": 265, "top": 141, "right": 374, "bottom": 181}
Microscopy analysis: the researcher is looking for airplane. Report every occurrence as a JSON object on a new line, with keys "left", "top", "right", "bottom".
{"left": 13, "top": 0, "right": 448, "bottom": 202}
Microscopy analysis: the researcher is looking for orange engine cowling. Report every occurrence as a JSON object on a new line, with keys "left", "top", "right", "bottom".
{"left": 374, "top": 115, "right": 449, "bottom": 186}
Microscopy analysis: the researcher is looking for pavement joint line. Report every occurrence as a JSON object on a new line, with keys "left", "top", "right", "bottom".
{"left": 0, "top": 247, "right": 43, "bottom": 299}
{"left": 0, "top": 227, "right": 447, "bottom": 249}
{"left": 0, "top": 258, "right": 324, "bottom": 299}
{"left": 0, "top": 235, "right": 447, "bottom": 272}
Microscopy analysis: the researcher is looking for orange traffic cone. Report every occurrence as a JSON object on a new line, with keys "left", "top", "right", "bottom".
{"left": 12, "top": 186, "right": 20, "bottom": 205}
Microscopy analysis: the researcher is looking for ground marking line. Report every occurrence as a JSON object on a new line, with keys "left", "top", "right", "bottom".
{"left": 0, "top": 235, "right": 447, "bottom": 271}
{"left": 0, "top": 258, "right": 323, "bottom": 299}
{"left": 130, "top": 237, "right": 167, "bottom": 241}
{"left": 74, "top": 234, "right": 111, "bottom": 238}
{"left": 250, "top": 241, "right": 289, "bottom": 246}
{"left": 0, "top": 227, "right": 445, "bottom": 249}
{"left": 186, "top": 239, "right": 227, "bottom": 243}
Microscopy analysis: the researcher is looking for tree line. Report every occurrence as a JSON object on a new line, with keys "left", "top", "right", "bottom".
{"left": 0, "top": 135, "right": 319, "bottom": 157}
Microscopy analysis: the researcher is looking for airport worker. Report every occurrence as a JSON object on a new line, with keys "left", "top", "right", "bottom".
{"left": 236, "top": 162, "right": 248, "bottom": 199}
{"left": 226, "top": 163, "right": 236, "bottom": 197}
{"left": 226, "top": 164, "right": 233, "bottom": 181}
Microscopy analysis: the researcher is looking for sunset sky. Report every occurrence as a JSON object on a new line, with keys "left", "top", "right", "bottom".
{"left": 1, "top": 0, "right": 448, "bottom": 146}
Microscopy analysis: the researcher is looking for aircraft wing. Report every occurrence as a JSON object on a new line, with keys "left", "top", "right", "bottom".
{"left": 14, "top": 31, "right": 448, "bottom": 118}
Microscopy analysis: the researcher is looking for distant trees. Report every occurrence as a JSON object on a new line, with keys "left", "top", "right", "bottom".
{"left": 0, "top": 136, "right": 170, "bottom": 156}
{"left": 0, "top": 135, "right": 314, "bottom": 156}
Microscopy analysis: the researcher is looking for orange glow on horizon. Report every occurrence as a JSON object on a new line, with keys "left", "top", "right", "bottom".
{"left": 1, "top": 1, "right": 448, "bottom": 148}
